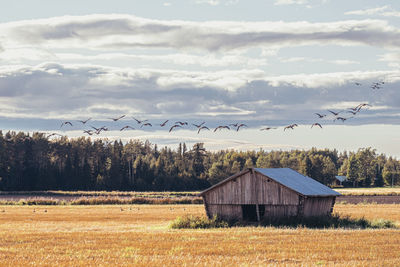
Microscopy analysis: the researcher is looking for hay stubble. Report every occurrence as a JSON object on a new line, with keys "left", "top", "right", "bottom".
{"left": 0, "top": 204, "right": 399, "bottom": 266}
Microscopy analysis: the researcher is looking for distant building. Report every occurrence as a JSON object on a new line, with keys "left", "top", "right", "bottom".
{"left": 334, "top": 175, "right": 348, "bottom": 186}
{"left": 200, "top": 168, "right": 340, "bottom": 221}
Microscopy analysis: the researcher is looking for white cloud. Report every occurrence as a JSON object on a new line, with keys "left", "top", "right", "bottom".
{"left": 53, "top": 52, "right": 267, "bottom": 68}
{"left": 274, "top": 0, "right": 308, "bottom": 6}
{"left": 329, "top": 59, "right": 359, "bottom": 65}
{"left": 0, "top": 47, "right": 56, "bottom": 63}
{"left": 1, "top": 14, "right": 400, "bottom": 54}
{"left": 345, "top": 6, "right": 400, "bottom": 17}
{"left": 379, "top": 52, "right": 400, "bottom": 62}
{"left": 279, "top": 57, "right": 358, "bottom": 65}
{"left": 196, "top": 0, "right": 220, "bottom": 5}
{"left": 1, "top": 63, "right": 400, "bottom": 126}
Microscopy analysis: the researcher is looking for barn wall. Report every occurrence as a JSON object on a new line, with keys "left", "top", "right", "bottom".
{"left": 207, "top": 204, "right": 242, "bottom": 220}
{"left": 203, "top": 171, "right": 299, "bottom": 205}
{"left": 263, "top": 205, "right": 299, "bottom": 218}
{"left": 303, "top": 197, "right": 335, "bottom": 217}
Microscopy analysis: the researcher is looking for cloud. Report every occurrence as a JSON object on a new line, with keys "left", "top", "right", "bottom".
{"left": 279, "top": 57, "right": 358, "bottom": 65}
{"left": 345, "top": 6, "right": 400, "bottom": 17}
{"left": 274, "top": 0, "right": 308, "bottom": 6}
{"left": 195, "top": 0, "right": 238, "bottom": 5}
{"left": 1, "top": 63, "right": 400, "bottom": 128}
{"left": 378, "top": 52, "right": 400, "bottom": 68}
{"left": 196, "top": 0, "right": 220, "bottom": 5}
{"left": 53, "top": 52, "right": 267, "bottom": 68}
{"left": 1, "top": 14, "right": 400, "bottom": 53}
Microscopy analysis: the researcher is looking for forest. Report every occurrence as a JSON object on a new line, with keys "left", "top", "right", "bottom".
{"left": 0, "top": 130, "right": 399, "bottom": 191}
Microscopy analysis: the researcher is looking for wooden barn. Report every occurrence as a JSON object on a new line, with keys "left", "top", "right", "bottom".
{"left": 334, "top": 175, "right": 348, "bottom": 186}
{"left": 199, "top": 168, "right": 340, "bottom": 221}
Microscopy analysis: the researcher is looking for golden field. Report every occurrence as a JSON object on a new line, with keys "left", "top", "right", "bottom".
{"left": 336, "top": 187, "right": 400, "bottom": 196}
{"left": 0, "top": 204, "right": 399, "bottom": 266}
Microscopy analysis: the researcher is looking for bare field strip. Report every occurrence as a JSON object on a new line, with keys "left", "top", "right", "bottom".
{"left": 336, "top": 195, "right": 400, "bottom": 204}
{"left": 0, "top": 204, "right": 399, "bottom": 266}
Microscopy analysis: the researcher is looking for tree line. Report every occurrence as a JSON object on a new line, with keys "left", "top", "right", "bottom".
{"left": 0, "top": 131, "right": 399, "bottom": 191}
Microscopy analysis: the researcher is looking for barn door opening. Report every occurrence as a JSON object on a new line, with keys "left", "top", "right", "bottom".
{"left": 241, "top": 205, "right": 257, "bottom": 221}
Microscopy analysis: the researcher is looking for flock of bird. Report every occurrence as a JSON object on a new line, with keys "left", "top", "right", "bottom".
{"left": 50, "top": 81, "right": 385, "bottom": 139}
{"left": 57, "top": 115, "right": 250, "bottom": 138}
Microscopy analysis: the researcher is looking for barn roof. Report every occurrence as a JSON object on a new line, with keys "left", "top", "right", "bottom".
{"left": 200, "top": 168, "right": 340, "bottom": 197}
{"left": 254, "top": 168, "right": 340, "bottom": 196}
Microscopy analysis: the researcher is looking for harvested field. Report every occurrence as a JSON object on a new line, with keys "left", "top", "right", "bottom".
{"left": 0, "top": 204, "right": 399, "bottom": 266}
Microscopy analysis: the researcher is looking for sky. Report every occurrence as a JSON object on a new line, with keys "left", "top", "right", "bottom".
{"left": 1, "top": 0, "right": 400, "bottom": 156}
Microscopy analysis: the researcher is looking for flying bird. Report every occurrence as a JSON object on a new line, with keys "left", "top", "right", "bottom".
{"left": 214, "top": 126, "right": 230, "bottom": 132}
{"left": 260, "top": 127, "right": 277, "bottom": 131}
{"left": 236, "top": 124, "right": 247, "bottom": 131}
{"left": 328, "top": 110, "right": 342, "bottom": 116}
{"left": 355, "top": 82, "right": 362, "bottom": 86}
{"left": 371, "top": 81, "right": 384, "bottom": 90}
{"left": 83, "top": 130, "right": 94, "bottom": 135}
{"left": 334, "top": 117, "right": 353, "bottom": 122}
{"left": 197, "top": 126, "right": 210, "bottom": 134}
{"left": 91, "top": 126, "right": 108, "bottom": 134}
{"left": 169, "top": 125, "right": 182, "bottom": 132}
{"left": 78, "top": 118, "right": 91, "bottom": 124}
{"left": 347, "top": 110, "right": 358, "bottom": 115}
{"left": 192, "top": 122, "right": 206, "bottom": 128}
{"left": 356, "top": 103, "right": 371, "bottom": 112}
{"left": 159, "top": 120, "right": 169, "bottom": 127}
{"left": 140, "top": 123, "right": 152, "bottom": 128}
{"left": 132, "top": 117, "right": 148, "bottom": 124}
{"left": 284, "top": 124, "right": 298, "bottom": 131}
{"left": 311, "top": 123, "right": 322, "bottom": 128}
{"left": 120, "top": 126, "right": 135, "bottom": 131}
{"left": 315, "top": 113, "right": 326, "bottom": 118}
{"left": 175, "top": 121, "right": 188, "bottom": 126}
{"left": 60, "top": 121, "right": 73, "bottom": 128}
{"left": 108, "top": 115, "right": 126, "bottom": 121}
{"left": 47, "top": 133, "right": 63, "bottom": 138}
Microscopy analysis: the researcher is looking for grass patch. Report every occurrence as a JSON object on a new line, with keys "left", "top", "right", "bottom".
{"left": 170, "top": 215, "right": 229, "bottom": 229}
{"left": 170, "top": 214, "right": 398, "bottom": 229}
{"left": 0, "top": 196, "right": 203, "bottom": 205}
{"left": 256, "top": 214, "right": 398, "bottom": 229}
{"left": 0, "top": 190, "right": 200, "bottom": 197}
{"left": 0, "top": 198, "right": 66, "bottom": 205}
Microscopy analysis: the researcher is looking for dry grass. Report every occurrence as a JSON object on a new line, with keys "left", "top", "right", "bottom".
{"left": 336, "top": 187, "right": 400, "bottom": 196}
{"left": 0, "top": 204, "right": 399, "bottom": 266}
{"left": 0, "top": 190, "right": 200, "bottom": 197}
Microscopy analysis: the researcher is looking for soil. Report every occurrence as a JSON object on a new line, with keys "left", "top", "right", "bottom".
{"left": 336, "top": 195, "right": 400, "bottom": 204}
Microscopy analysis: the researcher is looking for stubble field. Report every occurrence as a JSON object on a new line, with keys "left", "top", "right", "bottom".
{"left": 0, "top": 204, "right": 399, "bottom": 266}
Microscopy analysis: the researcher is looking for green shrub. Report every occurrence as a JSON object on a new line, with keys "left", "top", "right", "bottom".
{"left": 256, "top": 214, "right": 398, "bottom": 229}
{"left": 16, "top": 198, "right": 64, "bottom": 205}
{"left": 170, "top": 215, "right": 229, "bottom": 229}
{"left": 170, "top": 214, "right": 398, "bottom": 229}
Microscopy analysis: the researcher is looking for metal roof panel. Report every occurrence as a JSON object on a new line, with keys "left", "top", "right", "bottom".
{"left": 255, "top": 168, "right": 341, "bottom": 196}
